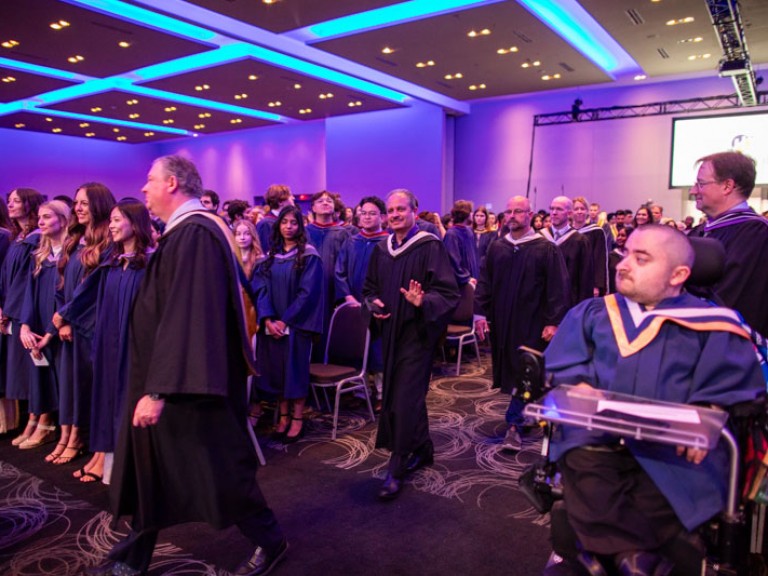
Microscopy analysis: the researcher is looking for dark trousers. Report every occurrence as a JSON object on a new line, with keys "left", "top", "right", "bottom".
{"left": 108, "top": 507, "right": 284, "bottom": 573}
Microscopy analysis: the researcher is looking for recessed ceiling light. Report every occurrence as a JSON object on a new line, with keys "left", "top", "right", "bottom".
{"left": 666, "top": 17, "right": 694, "bottom": 26}
{"left": 267, "top": 101, "right": 282, "bottom": 107}
{"left": 444, "top": 73, "right": 464, "bottom": 80}
{"left": 678, "top": 37, "right": 703, "bottom": 44}
{"left": 67, "top": 55, "right": 85, "bottom": 63}
{"left": 468, "top": 83, "right": 487, "bottom": 90}
{"left": 234, "top": 93, "right": 248, "bottom": 100}
{"left": 533, "top": 60, "right": 541, "bottom": 66}
{"left": 299, "top": 108, "right": 312, "bottom": 114}
{"left": 118, "top": 41, "right": 131, "bottom": 48}
{"left": 634, "top": 74, "right": 647, "bottom": 80}
{"left": 318, "top": 93, "right": 334, "bottom": 99}
{"left": 129, "top": 113, "right": 140, "bottom": 119}
{"left": 467, "top": 28, "right": 491, "bottom": 38}
{"left": 85, "top": 132, "right": 95, "bottom": 137}
{"left": 113, "top": 128, "right": 120, "bottom": 133}
{"left": 144, "top": 132, "right": 154, "bottom": 137}
{"left": 164, "top": 106, "right": 177, "bottom": 112}
{"left": 194, "top": 84, "right": 210, "bottom": 91}
{"left": 687, "top": 53, "right": 711, "bottom": 60}
{"left": 52, "top": 127, "right": 62, "bottom": 133}
{"left": 126, "top": 99, "right": 139, "bottom": 105}
{"left": 2, "top": 40, "right": 20, "bottom": 48}
{"left": 198, "top": 112, "right": 212, "bottom": 118}
{"left": 45, "top": 117, "right": 53, "bottom": 122}
{"left": 263, "top": 0, "right": 280, "bottom": 4}
{"left": 347, "top": 100, "right": 362, "bottom": 107}
{"left": 50, "top": 20, "right": 71, "bottom": 30}
{"left": 382, "top": 47, "right": 395, "bottom": 54}
{"left": 79, "top": 122, "right": 90, "bottom": 128}
{"left": 117, "top": 136, "right": 127, "bottom": 141}
{"left": 194, "top": 124, "right": 205, "bottom": 129}
{"left": 248, "top": 74, "right": 259, "bottom": 80}
{"left": 1, "top": 76, "right": 16, "bottom": 83}
{"left": 230, "top": 118, "right": 243, "bottom": 124}
{"left": 415, "top": 60, "right": 435, "bottom": 68}
{"left": 14, "top": 123, "right": 25, "bottom": 128}
{"left": 91, "top": 107, "right": 102, "bottom": 113}
{"left": 163, "top": 119, "right": 174, "bottom": 124}
{"left": 294, "top": 83, "right": 302, "bottom": 89}
{"left": 497, "top": 47, "right": 518, "bottom": 55}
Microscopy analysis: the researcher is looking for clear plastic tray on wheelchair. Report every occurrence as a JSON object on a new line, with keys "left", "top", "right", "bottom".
{"left": 524, "top": 384, "right": 728, "bottom": 451}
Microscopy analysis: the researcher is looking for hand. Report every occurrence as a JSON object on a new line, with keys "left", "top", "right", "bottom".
{"left": 20, "top": 324, "right": 41, "bottom": 351}
{"left": 475, "top": 318, "right": 489, "bottom": 342}
{"left": 676, "top": 445, "right": 708, "bottom": 465}
{"left": 345, "top": 295, "right": 361, "bottom": 307}
{"left": 265, "top": 319, "right": 287, "bottom": 338}
{"left": 52, "top": 311, "right": 64, "bottom": 329}
{"left": 593, "top": 288, "right": 600, "bottom": 298}
{"left": 58, "top": 324, "right": 73, "bottom": 342}
{"left": 36, "top": 333, "right": 52, "bottom": 351}
{"left": 132, "top": 395, "right": 165, "bottom": 427}
{"left": 569, "top": 382, "right": 605, "bottom": 399}
{"left": 371, "top": 298, "right": 391, "bottom": 320}
{"left": 541, "top": 325, "right": 557, "bottom": 342}
{"left": 469, "top": 278, "right": 477, "bottom": 289}
{"left": 400, "top": 279, "right": 424, "bottom": 308}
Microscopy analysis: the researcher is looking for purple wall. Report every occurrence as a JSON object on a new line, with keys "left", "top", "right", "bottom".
{"left": 0, "top": 129, "right": 158, "bottom": 199}
{"left": 454, "top": 74, "right": 747, "bottom": 219}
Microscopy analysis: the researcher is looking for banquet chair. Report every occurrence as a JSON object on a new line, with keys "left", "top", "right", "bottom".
{"left": 310, "top": 302, "right": 375, "bottom": 440}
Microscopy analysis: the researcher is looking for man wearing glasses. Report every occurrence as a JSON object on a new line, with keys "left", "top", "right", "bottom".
{"left": 474, "top": 195, "right": 570, "bottom": 451}
{"left": 688, "top": 151, "right": 768, "bottom": 336}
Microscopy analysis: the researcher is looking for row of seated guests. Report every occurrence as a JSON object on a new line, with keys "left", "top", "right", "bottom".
{"left": 0, "top": 186, "right": 154, "bottom": 485}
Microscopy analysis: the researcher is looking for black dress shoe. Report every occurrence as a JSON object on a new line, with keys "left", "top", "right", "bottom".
{"left": 405, "top": 444, "right": 434, "bottom": 474}
{"left": 233, "top": 539, "right": 288, "bottom": 576}
{"left": 377, "top": 474, "right": 402, "bottom": 501}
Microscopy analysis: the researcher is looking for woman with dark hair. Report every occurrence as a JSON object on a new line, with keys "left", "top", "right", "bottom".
{"left": 65, "top": 198, "right": 154, "bottom": 483}
{"left": 252, "top": 205, "right": 324, "bottom": 444}
{"left": 1, "top": 188, "right": 46, "bottom": 439}
{"left": 472, "top": 206, "right": 491, "bottom": 260}
{"left": 444, "top": 200, "right": 478, "bottom": 287}
{"left": 19, "top": 201, "right": 71, "bottom": 453}
{"left": 632, "top": 206, "right": 652, "bottom": 228}
{"left": 51, "top": 183, "right": 115, "bottom": 466}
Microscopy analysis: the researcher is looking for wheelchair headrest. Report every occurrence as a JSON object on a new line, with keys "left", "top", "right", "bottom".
{"left": 686, "top": 236, "right": 725, "bottom": 288}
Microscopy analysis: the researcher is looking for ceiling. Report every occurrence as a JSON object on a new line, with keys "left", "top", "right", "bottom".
{"left": 1, "top": 0, "right": 766, "bottom": 144}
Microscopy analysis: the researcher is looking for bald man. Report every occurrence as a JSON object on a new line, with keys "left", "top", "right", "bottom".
{"left": 475, "top": 195, "right": 570, "bottom": 451}
{"left": 543, "top": 225, "right": 764, "bottom": 574}
{"left": 540, "top": 196, "right": 594, "bottom": 303}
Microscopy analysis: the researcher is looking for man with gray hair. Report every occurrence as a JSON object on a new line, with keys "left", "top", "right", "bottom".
{"left": 90, "top": 155, "right": 287, "bottom": 576}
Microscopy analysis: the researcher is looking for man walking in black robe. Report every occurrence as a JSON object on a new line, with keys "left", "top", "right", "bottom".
{"left": 363, "top": 188, "right": 459, "bottom": 500}
{"left": 475, "top": 195, "right": 570, "bottom": 451}
{"left": 688, "top": 150, "right": 768, "bottom": 336}
{"left": 89, "top": 155, "right": 286, "bottom": 576}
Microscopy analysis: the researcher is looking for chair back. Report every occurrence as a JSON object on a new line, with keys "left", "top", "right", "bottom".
{"left": 325, "top": 302, "right": 369, "bottom": 370}
{"left": 451, "top": 283, "right": 475, "bottom": 325}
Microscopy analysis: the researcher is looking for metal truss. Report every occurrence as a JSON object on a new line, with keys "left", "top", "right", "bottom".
{"left": 534, "top": 92, "right": 768, "bottom": 126}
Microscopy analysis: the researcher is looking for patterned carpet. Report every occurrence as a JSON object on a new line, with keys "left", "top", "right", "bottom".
{"left": 0, "top": 352, "right": 552, "bottom": 575}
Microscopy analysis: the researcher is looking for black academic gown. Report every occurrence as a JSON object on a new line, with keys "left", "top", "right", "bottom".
{"left": 540, "top": 227, "right": 593, "bottom": 304}
{"left": 689, "top": 208, "right": 768, "bottom": 336}
{"left": 576, "top": 224, "right": 608, "bottom": 295}
{"left": 111, "top": 213, "right": 267, "bottom": 531}
{"left": 363, "top": 231, "right": 459, "bottom": 455}
{"left": 475, "top": 233, "right": 570, "bottom": 394}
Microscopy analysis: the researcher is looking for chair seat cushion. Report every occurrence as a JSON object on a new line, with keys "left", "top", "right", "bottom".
{"left": 446, "top": 324, "right": 472, "bottom": 336}
{"left": 310, "top": 363, "right": 359, "bottom": 383}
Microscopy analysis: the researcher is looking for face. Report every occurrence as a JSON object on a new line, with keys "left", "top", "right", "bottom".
{"left": 38, "top": 206, "right": 63, "bottom": 237}
{"left": 651, "top": 206, "right": 662, "bottom": 222}
{"left": 616, "top": 213, "right": 625, "bottom": 224}
{"left": 615, "top": 229, "right": 680, "bottom": 306}
{"left": 312, "top": 193, "right": 335, "bottom": 216}
{"left": 473, "top": 210, "right": 487, "bottom": 228}
{"left": 386, "top": 193, "right": 416, "bottom": 235}
{"left": 572, "top": 201, "right": 588, "bottom": 225}
{"left": 589, "top": 205, "right": 599, "bottom": 222}
{"left": 234, "top": 223, "right": 252, "bottom": 249}
{"left": 549, "top": 199, "right": 569, "bottom": 228}
{"left": 109, "top": 207, "right": 134, "bottom": 244}
{"left": 141, "top": 161, "right": 173, "bottom": 220}
{"left": 359, "top": 202, "right": 382, "bottom": 232}
{"left": 280, "top": 214, "right": 299, "bottom": 242}
{"left": 505, "top": 197, "right": 532, "bottom": 233}
{"left": 615, "top": 228, "right": 628, "bottom": 248}
{"left": 201, "top": 195, "right": 215, "bottom": 210}
{"left": 487, "top": 213, "right": 497, "bottom": 228}
{"left": 692, "top": 161, "right": 730, "bottom": 217}
{"left": 7, "top": 190, "right": 25, "bottom": 219}
{"left": 635, "top": 208, "right": 650, "bottom": 225}
{"left": 532, "top": 215, "right": 543, "bottom": 230}
{"left": 74, "top": 188, "right": 91, "bottom": 226}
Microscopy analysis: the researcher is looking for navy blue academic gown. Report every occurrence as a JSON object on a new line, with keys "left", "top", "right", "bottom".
{"left": 0, "top": 231, "right": 40, "bottom": 399}
{"left": 255, "top": 213, "right": 277, "bottom": 254}
{"left": 443, "top": 224, "right": 479, "bottom": 287}
{"left": 253, "top": 245, "right": 324, "bottom": 399}
{"left": 20, "top": 257, "right": 60, "bottom": 414}
{"left": 545, "top": 292, "right": 765, "bottom": 531}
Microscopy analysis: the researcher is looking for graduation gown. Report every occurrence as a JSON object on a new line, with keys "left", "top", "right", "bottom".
{"left": 255, "top": 213, "right": 277, "bottom": 254}
{"left": 0, "top": 231, "right": 40, "bottom": 399}
{"left": 111, "top": 212, "right": 268, "bottom": 531}
{"left": 19, "top": 257, "right": 60, "bottom": 414}
{"left": 363, "top": 230, "right": 459, "bottom": 454}
{"left": 540, "top": 227, "right": 593, "bottom": 304}
{"left": 689, "top": 208, "right": 768, "bottom": 336}
{"left": 443, "top": 224, "right": 479, "bottom": 287}
{"left": 475, "top": 232, "right": 570, "bottom": 394}
{"left": 545, "top": 293, "right": 765, "bottom": 530}
{"left": 575, "top": 223, "right": 608, "bottom": 294}
{"left": 253, "top": 245, "right": 324, "bottom": 399}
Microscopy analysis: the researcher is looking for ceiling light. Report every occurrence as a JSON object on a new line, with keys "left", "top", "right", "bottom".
{"left": 52, "top": 127, "right": 63, "bottom": 133}
{"left": 533, "top": 60, "right": 541, "bottom": 66}
{"left": 666, "top": 17, "right": 694, "bottom": 26}
{"left": 634, "top": 74, "right": 647, "bottom": 80}
{"left": 1, "top": 76, "right": 16, "bottom": 83}
{"left": 267, "top": 101, "right": 281, "bottom": 107}
{"left": 194, "top": 84, "right": 210, "bottom": 91}
{"left": 144, "top": 132, "right": 154, "bottom": 136}
{"left": 294, "top": 83, "right": 302, "bottom": 89}
{"left": 299, "top": 108, "right": 312, "bottom": 114}
{"left": 497, "top": 46, "right": 519, "bottom": 55}
{"left": 118, "top": 41, "right": 131, "bottom": 48}
{"left": 162, "top": 119, "right": 174, "bottom": 124}
{"left": 67, "top": 55, "right": 85, "bottom": 63}
{"left": 347, "top": 101, "right": 363, "bottom": 107}
{"left": 2, "top": 40, "right": 20, "bottom": 48}
{"left": 230, "top": 118, "right": 243, "bottom": 124}
{"left": 678, "top": 37, "right": 703, "bottom": 44}
{"left": 263, "top": 0, "right": 280, "bottom": 4}
{"left": 91, "top": 107, "right": 102, "bottom": 113}
{"left": 117, "top": 136, "right": 127, "bottom": 141}
{"left": 164, "top": 106, "right": 177, "bottom": 112}
{"left": 50, "top": 20, "right": 71, "bottom": 30}
{"left": 194, "top": 124, "right": 205, "bottom": 129}
{"left": 45, "top": 117, "right": 53, "bottom": 122}
{"left": 415, "top": 60, "right": 435, "bottom": 68}
{"left": 444, "top": 73, "right": 463, "bottom": 80}
{"left": 234, "top": 93, "right": 248, "bottom": 100}
{"left": 85, "top": 132, "right": 95, "bottom": 137}
{"left": 126, "top": 98, "right": 139, "bottom": 105}
{"left": 468, "top": 83, "right": 486, "bottom": 90}
{"left": 79, "top": 122, "right": 90, "bottom": 127}
{"left": 382, "top": 47, "right": 394, "bottom": 54}
{"left": 521, "top": 62, "right": 530, "bottom": 68}
{"left": 14, "top": 123, "right": 24, "bottom": 128}
{"left": 129, "top": 113, "right": 140, "bottom": 118}
{"left": 198, "top": 112, "right": 212, "bottom": 118}
{"left": 467, "top": 28, "right": 491, "bottom": 37}
{"left": 319, "top": 92, "right": 334, "bottom": 99}
{"left": 687, "top": 53, "right": 711, "bottom": 60}
{"left": 113, "top": 128, "right": 120, "bottom": 133}
{"left": 248, "top": 74, "right": 259, "bottom": 80}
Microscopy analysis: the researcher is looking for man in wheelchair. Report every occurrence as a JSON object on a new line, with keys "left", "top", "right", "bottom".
{"left": 541, "top": 224, "right": 765, "bottom": 575}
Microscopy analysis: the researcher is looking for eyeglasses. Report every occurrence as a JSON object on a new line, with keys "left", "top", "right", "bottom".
{"left": 359, "top": 211, "right": 380, "bottom": 217}
{"left": 692, "top": 179, "right": 720, "bottom": 189}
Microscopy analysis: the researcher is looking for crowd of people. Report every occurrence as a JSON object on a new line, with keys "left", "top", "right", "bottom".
{"left": 0, "top": 149, "right": 767, "bottom": 575}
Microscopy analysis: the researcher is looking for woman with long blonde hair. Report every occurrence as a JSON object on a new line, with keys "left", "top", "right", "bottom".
{"left": 18, "top": 200, "right": 70, "bottom": 451}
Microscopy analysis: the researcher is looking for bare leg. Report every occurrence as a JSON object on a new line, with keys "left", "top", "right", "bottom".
{"left": 286, "top": 398, "right": 306, "bottom": 439}
{"left": 53, "top": 424, "right": 85, "bottom": 465}
{"left": 81, "top": 452, "right": 105, "bottom": 483}
{"left": 45, "top": 423, "right": 71, "bottom": 462}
